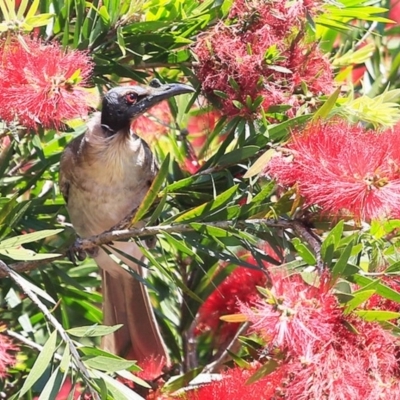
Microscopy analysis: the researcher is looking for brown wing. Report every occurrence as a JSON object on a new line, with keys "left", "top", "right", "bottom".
{"left": 59, "top": 134, "right": 84, "bottom": 204}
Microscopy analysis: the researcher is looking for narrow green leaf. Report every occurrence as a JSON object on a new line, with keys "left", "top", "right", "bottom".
{"left": 0, "top": 229, "right": 63, "bottom": 249}
{"left": 386, "top": 261, "right": 400, "bottom": 274}
{"left": 132, "top": 153, "right": 170, "bottom": 223}
{"left": 351, "top": 275, "right": 400, "bottom": 303}
{"left": 14, "top": 273, "right": 56, "bottom": 304}
{"left": 60, "top": 344, "right": 70, "bottom": 373}
{"left": 321, "top": 220, "right": 344, "bottom": 266}
{"left": 162, "top": 232, "right": 202, "bottom": 262}
{"left": 246, "top": 359, "right": 279, "bottom": 385}
{"left": 174, "top": 185, "right": 238, "bottom": 222}
{"left": 92, "top": 370, "right": 146, "bottom": 400}
{"left": 243, "top": 148, "right": 277, "bottom": 179}
{"left": 312, "top": 86, "right": 341, "bottom": 120}
{"left": 67, "top": 324, "right": 123, "bottom": 338}
{"left": 227, "top": 350, "right": 252, "bottom": 369}
{"left": 292, "top": 238, "right": 316, "bottom": 265}
{"left": 355, "top": 310, "right": 400, "bottom": 322}
{"left": 25, "top": 0, "right": 39, "bottom": 18}
{"left": 344, "top": 290, "right": 375, "bottom": 314}
{"left": 217, "top": 146, "right": 259, "bottom": 167}
{"left": 84, "top": 356, "right": 137, "bottom": 372}
{"left": 162, "top": 367, "right": 203, "bottom": 392}
{"left": 19, "top": 331, "right": 58, "bottom": 397}
{"left": 0, "top": 247, "right": 61, "bottom": 261}
{"left": 38, "top": 366, "right": 64, "bottom": 400}
{"left": 190, "top": 223, "right": 233, "bottom": 238}
{"left": 331, "top": 239, "right": 354, "bottom": 279}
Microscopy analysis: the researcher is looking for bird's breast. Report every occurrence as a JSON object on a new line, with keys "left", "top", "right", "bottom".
{"left": 67, "top": 133, "right": 157, "bottom": 238}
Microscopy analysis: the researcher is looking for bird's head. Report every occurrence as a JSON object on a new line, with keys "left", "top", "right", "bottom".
{"left": 100, "top": 79, "right": 195, "bottom": 134}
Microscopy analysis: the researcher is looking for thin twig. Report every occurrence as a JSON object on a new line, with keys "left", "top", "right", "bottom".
{"left": 0, "top": 261, "right": 100, "bottom": 400}
{"left": 1, "top": 218, "right": 322, "bottom": 278}
{"left": 6, "top": 329, "right": 62, "bottom": 361}
{"left": 291, "top": 220, "right": 323, "bottom": 270}
{"left": 202, "top": 322, "right": 250, "bottom": 374}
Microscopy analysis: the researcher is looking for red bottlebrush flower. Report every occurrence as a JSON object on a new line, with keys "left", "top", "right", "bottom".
{"left": 0, "top": 37, "right": 93, "bottom": 130}
{"left": 193, "top": 0, "right": 333, "bottom": 119}
{"left": 132, "top": 100, "right": 172, "bottom": 143}
{"left": 365, "top": 277, "right": 400, "bottom": 314}
{"left": 239, "top": 272, "right": 400, "bottom": 398}
{"left": 195, "top": 245, "right": 282, "bottom": 346}
{"left": 240, "top": 273, "right": 341, "bottom": 358}
{"left": 195, "top": 254, "right": 270, "bottom": 345}
{"left": 286, "top": 315, "right": 400, "bottom": 399}
{"left": 187, "top": 108, "right": 221, "bottom": 150}
{"left": 0, "top": 332, "right": 17, "bottom": 378}
{"left": 266, "top": 119, "right": 400, "bottom": 221}
{"left": 182, "top": 363, "right": 285, "bottom": 400}
{"left": 135, "top": 355, "right": 167, "bottom": 381}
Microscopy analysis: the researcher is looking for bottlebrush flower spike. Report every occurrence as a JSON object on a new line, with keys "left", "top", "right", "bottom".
{"left": 0, "top": 331, "right": 17, "bottom": 378}
{"left": 240, "top": 273, "right": 341, "bottom": 358}
{"left": 0, "top": 37, "right": 93, "bottom": 130}
{"left": 238, "top": 273, "right": 400, "bottom": 398}
{"left": 195, "top": 251, "right": 277, "bottom": 345}
{"left": 182, "top": 363, "right": 285, "bottom": 400}
{"left": 193, "top": 0, "right": 333, "bottom": 118}
{"left": 132, "top": 100, "right": 172, "bottom": 143}
{"left": 266, "top": 119, "right": 400, "bottom": 221}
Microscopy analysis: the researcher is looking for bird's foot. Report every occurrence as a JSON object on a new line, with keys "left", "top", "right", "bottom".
{"left": 67, "top": 238, "right": 99, "bottom": 264}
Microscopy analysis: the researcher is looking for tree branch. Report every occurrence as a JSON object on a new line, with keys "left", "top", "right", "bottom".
{"left": 1, "top": 218, "right": 322, "bottom": 278}
{"left": 0, "top": 261, "right": 100, "bottom": 400}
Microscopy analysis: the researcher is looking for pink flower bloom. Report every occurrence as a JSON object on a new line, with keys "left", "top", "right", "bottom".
{"left": 132, "top": 100, "right": 172, "bottom": 143}
{"left": 182, "top": 363, "right": 285, "bottom": 400}
{"left": 195, "top": 250, "right": 278, "bottom": 345}
{"left": 266, "top": 120, "right": 400, "bottom": 221}
{"left": 241, "top": 273, "right": 340, "bottom": 358}
{"left": 193, "top": 0, "right": 333, "bottom": 118}
{"left": 238, "top": 272, "right": 400, "bottom": 398}
{"left": 0, "top": 37, "right": 93, "bottom": 130}
{"left": 0, "top": 332, "right": 17, "bottom": 378}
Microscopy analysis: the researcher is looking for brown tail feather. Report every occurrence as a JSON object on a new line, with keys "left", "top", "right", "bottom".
{"left": 95, "top": 242, "right": 169, "bottom": 374}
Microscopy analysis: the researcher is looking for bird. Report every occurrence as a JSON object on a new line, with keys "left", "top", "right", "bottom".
{"left": 59, "top": 79, "right": 195, "bottom": 376}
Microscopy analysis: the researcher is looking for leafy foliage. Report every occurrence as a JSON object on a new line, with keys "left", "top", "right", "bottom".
{"left": 0, "top": 0, "right": 399, "bottom": 399}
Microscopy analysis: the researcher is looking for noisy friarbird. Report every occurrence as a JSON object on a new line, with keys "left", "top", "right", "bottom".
{"left": 59, "top": 80, "right": 194, "bottom": 374}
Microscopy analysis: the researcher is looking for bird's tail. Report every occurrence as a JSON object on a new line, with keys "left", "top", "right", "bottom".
{"left": 95, "top": 241, "right": 169, "bottom": 378}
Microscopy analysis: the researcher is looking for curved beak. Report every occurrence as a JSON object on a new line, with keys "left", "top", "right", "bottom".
{"left": 138, "top": 81, "right": 196, "bottom": 113}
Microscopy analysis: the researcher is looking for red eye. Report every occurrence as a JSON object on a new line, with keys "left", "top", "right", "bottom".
{"left": 125, "top": 93, "right": 138, "bottom": 104}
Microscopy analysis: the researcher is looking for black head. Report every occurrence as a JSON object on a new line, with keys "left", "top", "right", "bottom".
{"left": 100, "top": 79, "right": 195, "bottom": 134}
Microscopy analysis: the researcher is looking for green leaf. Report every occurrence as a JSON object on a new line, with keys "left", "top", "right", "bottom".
{"left": 84, "top": 356, "right": 138, "bottom": 372}
{"left": 354, "top": 310, "right": 400, "bottom": 322}
{"left": 292, "top": 238, "right": 316, "bottom": 265}
{"left": 0, "top": 247, "right": 61, "bottom": 261}
{"left": 331, "top": 239, "right": 354, "bottom": 279}
{"left": 24, "top": 13, "right": 54, "bottom": 28}
{"left": 19, "top": 331, "right": 58, "bottom": 397}
{"left": 38, "top": 366, "right": 64, "bottom": 400}
{"left": 386, "top": 261, "right": 400, "bottom": 274}
{"left": 344, "top": 290, "right": 375, "bottom": 314}
{"left": 67, "top": 324, "right": 123, "bottom": 338}
{"left": 321, "top": 220, "right": 344, "bottom": 266}
{"left": 12, "top": 273, "right": 56, "bottom": 304}
{"left": 174, "top": 185, "right": 238, "bottom": 222}
{"left": 162, "top": 367, "right": 203, "bottom": 392}
{"left": 0, "top": 229, "right": 63, "bottom": 249}
{"left": 313, "top": 86, "right": 341, "bottom": 120}
{"left": 243, "top": 148, "right": 277, "bottom": 179}
{"left": 351, "top": 275, "right": 400, "bottom": 303}
{"left": 92, "top": 370, "right": 145, "bottom": 400}
{"left": 246, "top": 359, "right": 279, "bottom": 385}
{"left": 132, "top": 153, "right": 170, "bottom": 223}
{"left": 217, "top": 146, "right": 259, "bottom": 167}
